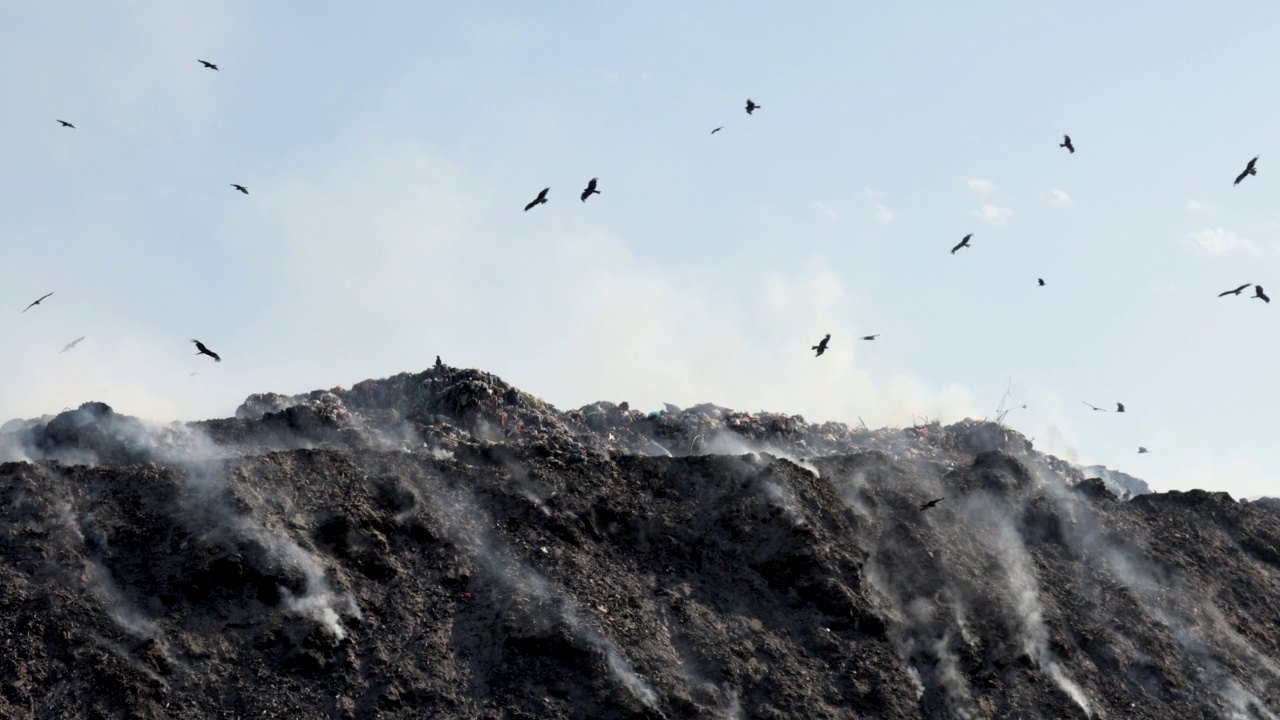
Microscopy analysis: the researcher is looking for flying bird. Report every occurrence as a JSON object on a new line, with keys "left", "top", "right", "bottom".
{"left": 1235, "top": 156, "right": 1259, "bottom": 186}
{"left": 198, "top": 59, "right": 219, "bottom": 71}
{"left": 580, "top": 177, "right": 600, "bottom": 202}
{"left": 1255, "top": 285, "right": 1271, "bottom": 303}
{"left": 22, "top": 292, "right": 54, "bottom": 313}
{"left": 951, "top": 234, "right": 973, "bottom": 254}
{"left": 192, "top": 339, "right": 221, "bottom": 362}
{"left": 524, "top": 188, "right": 549, "bottom": 212}
{"left": 1038, "top": 278, "right": 1046, "bottom": 287}
{"left": 59, "top": 336, "right": 85, "bottom": 353}
{"left": 812, "top": 333, "right": 830, "bottom": 357}
{"left": 1082, "top": 401, "right": 1108, "bottom": 412}
{"left": 745, "top": 99, "right": 760, "bottom": 115}
{"left": 1060, "top": 135, "right": 1075, "bottom": 154}
{"left": 230, "top": 184, "right": 249, "bottom": 195}
{"left": 1219, "top": 283, "right": 1252, "bottom": 297}
{"left": 861, "top": 334, "right": 879, "bottom": 341}
{"left": 1137, "top": 447, "right": 1150, "bottom": 454}
{"left": 1116, "top": 403, "right": 1125, "bottom": 413}
{"left": 710, "top": 126, "right": 724, "bottom": 134}
{"left": 920, "top": 498, "right": 944, "bottom": 511}
{"left": 57, "top": 119, "right": 75, "bottom": 128}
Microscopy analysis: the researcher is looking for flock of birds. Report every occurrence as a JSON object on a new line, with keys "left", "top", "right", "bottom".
{"left": 793, "top": 134, "right": 1265, "bottom": 457}
{"left": 29, "top": 67, "right": 1271, "bottom": 460}
{"left": 38, "top": 61, "right": 243, "bottom": 369}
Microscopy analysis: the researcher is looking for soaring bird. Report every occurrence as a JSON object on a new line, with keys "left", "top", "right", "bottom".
{"left": 524, "top": 188, "right": 549, "bottom": 211}
{"left": 861, "top": 334, "right": 879, "bottom": 341}
{"left": 812, "top": 333, "right": 830, "bottom": 357}
{"left": 920, "top": 498, "right": 944, "bottom": 511}
{"left": 1235, "top": 156, "right": 1259, "bottom": 186}
{"left": 745, "top": 99, "right": 760, "bottom": 115}
{"left": 710, "top": 126, "right": 724, "bottom": 134}
{"left": 1082, "top": 401, "right": 1108, "bottom": 412}
{"left": 57, "top": 119, "right": 75, "bottom": 128}
{"left": 22, "top": 292, "right": 54, "bottom": 313}
{"left": 198, "top": 59, "right": 219, "bottom": 70}
{"left": 1116, "top": 402, "right": 1125, "bottom": 413}
{"left": 192, "top": 339, "right": 221, "bottom": 362}
{"left": 1137, "top": 447, "right": 1150, "bottom": 454}
{"left": 1219, "top": 283, "right": 1252, "bottom": 297}
{"left": 580, "top": 177, "right": 600, "bottom": 202}
{"left": 1060, "top": 135, "right": 1075, "bottom": 154}
{"left": 231, "top": 184, "right": 248, "bottom": 194}
{"left": 1254, "top": 285, "right": 1271, "bottom": 303}
{"left": 1038, "top": 278, "right": 1046, "bottom": 287}
{"left": 951, "top": 234, "right": 973, "bottom": 254}
{"left": 59, "top": 336, "right": 85, "bottom": 353}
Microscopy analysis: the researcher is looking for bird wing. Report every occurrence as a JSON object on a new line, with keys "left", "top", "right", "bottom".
{"left": 587, "top": 178, "right": 597, "bottom": 192}
{"left": 1247, "top": 156, "right": 1259, "bottom": 171}
{"left": 1235, "top": 170, "right": 1249, "bottom": 185}
{"left": 538, "top": 188, "right": 549, "bottom": 200}
{"left": 523, "top": 200, "right": 537, "bottom": 211}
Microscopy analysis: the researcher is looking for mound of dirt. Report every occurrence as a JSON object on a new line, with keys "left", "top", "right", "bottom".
{"left": 0, "top": 363, "right": 1276, "bottom": 718}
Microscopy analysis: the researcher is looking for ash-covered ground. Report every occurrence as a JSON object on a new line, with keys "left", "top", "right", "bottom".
{"left": 1, "top": 363, "right": 1278, "bottom": 719}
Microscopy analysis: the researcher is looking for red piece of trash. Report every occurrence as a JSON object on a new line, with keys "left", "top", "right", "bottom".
{"left": 459, "top": 592, "right": 472, "bottom": 600}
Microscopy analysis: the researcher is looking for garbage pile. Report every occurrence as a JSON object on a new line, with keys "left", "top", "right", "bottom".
{"left": 0, "top": 362, "right": 1133, "bottom": 495}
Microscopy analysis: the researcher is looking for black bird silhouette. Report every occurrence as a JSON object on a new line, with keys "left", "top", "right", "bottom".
{"left": 1137, "top": 447, "right": 1150, "bottom": 454}
{"left": 192, "top": 339, "right": 221, "bottom": 362}
{"left": 812, "top": 333, "right": 830, "bottom": 357}
{"left": 861, "top": 334, "right": 879, "bottom": 341}
{"left": 1235, "top": 156, "right": 1259, "bottom": 186}
{"left": 951, "top": 234, "right": 973, "bottom": 254}
{"left": 231, "top": 184, "right": 248, "bottom": 194}
{"left": 22, "top": 292, "right": 54, "bottom": 313}
{"left": 580, "top": 178, "right": 600, "bottom": 202}
{"left": 1219, "top": 283, "right": 1252, "bottom": 297}
{"left": 1082, "top": 401, "right": 1108, "bottom": 412}
{"left": 524, "top": 188, "right": 549, "bottom": 211}
{"left": 57, "top": 119, "right": 75, "bottom": 128}
{"left": 710, "top": 126, "right": 724, "bottom": 134}
{"left": 1038, "top": 278, "right": 1046, "bottom": 286}
{"left": 1060, "top": 135, "right": 1074, "bottom": 153}
{"left": 1254, "top": 285, "right": 1270, "bottom": 303}
{"left": 920, "top": 498, "right": 944, "bottom": 511}
{"left": 745, "top": 99, "right": 760, "bottom": 115}
{"left": 198, "top": 59, "right": 219, "bottom": 71}
{"left": 1116, "top": 402, "right": 1125, "bottom": 413}
{"left": 60, "top": 336, "right": 85, "bottom": 353}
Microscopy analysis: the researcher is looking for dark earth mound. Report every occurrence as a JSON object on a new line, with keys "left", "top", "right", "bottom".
{"left": 1, "top": 363, "right": 1277, "bottom": 718}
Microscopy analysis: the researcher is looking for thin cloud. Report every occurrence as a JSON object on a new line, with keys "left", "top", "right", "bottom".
{"left": 873, "top": 204, "right": 896, "bottom": 226}
{"left": 811, "top": 201, "right": 838, "bottom": 220}
{"left": 963, "top": 177, "right": 996, "bottom": 195}
{"left": 971, "top": 204, "right": 1014, "bottom": 225}
{"left": 1049, "top": 189, "right": 1073, "bottom": 207}
{"left": 1183, "top": 227, "right": 1258, "bottom": 255}
{"left": 1186, "top": 200, "right": 1215, "bottom": 216}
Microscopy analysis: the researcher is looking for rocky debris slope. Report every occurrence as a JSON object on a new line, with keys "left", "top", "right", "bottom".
{"left": 0, "top": 363, "right": 1277, "bottom": 718}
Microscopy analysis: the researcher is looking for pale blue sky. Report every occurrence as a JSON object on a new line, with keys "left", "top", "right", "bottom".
{"left": 3, "top": 2, "right": 1279, "bottom": 496}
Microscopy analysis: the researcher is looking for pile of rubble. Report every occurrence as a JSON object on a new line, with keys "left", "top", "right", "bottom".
{"left": 204, "top": 363, "right": 1117, "bottom": 492}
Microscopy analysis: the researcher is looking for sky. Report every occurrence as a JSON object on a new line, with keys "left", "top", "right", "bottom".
{"left": 2, "top": 1, "right": 1279, "bottom": 497}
